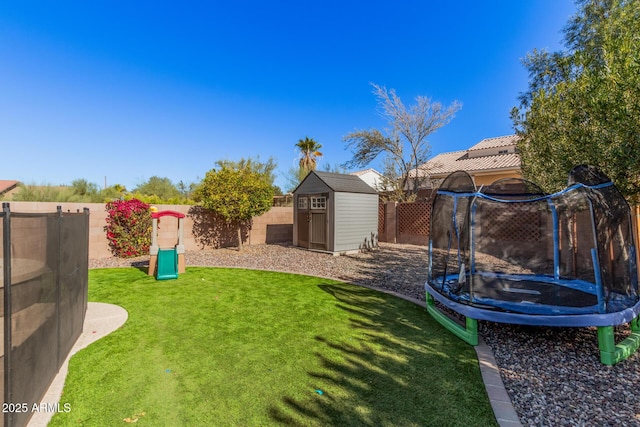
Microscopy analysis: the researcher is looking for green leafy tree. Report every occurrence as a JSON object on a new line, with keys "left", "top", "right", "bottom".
{"left": 343, "top": 83, "right": 461, "bottom": 201}
{"left": 71, "top": 179, "right": 99, "bottom": 197}
{"left": 196, "top": 159, "right": 275, "bottom": 250}
{"left": 214, "top": 156, "right": 281, "bottom": 196}
{"left": 70, "top": 178, "right": 109, "bottom": 202}
{"left": 133, "top": 176, "right": 182, "bottom": 200}
{"left": 100, "top": 184, "right": 127, "bottom": 201}
{"left": 215, "top": 157, "right": 278, "bottom": 186}
{"left": 176, "top": 180, "right": 198, "bottom": 199}
{"left": 511, "top": 0, "right": 640, "bottom": 202}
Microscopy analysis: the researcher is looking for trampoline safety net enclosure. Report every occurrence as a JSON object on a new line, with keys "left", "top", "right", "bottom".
{"left": 425, "top": 165, "right": 640, "bottom": 365}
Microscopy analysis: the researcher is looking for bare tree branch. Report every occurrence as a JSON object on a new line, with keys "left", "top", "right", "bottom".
{"left": 343, "top": 83, "right": 461, "bottom": 200}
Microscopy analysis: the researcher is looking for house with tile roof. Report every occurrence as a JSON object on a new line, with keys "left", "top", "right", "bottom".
{"left": 0, "top": 180, "right": 20, "bottom": 198}
{"left": 409, "top": 135, "right": 522, "bottom": 189}
{"left": 349, "top": 168, "right": 386, "bottom": 191}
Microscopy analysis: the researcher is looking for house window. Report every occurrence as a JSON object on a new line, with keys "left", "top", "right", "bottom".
{"left": 298, "top": 197, "right": 308, "bottom": 210}
{"left": 498, "top": 149, "right": 509, "bottom": 154}
{"left": 310, "top": 196, "right": 326, "bottom": 210}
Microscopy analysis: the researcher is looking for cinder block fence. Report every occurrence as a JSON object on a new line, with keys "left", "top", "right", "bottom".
{"left": 5, "top": 202, "right": 293, "bottom": 259}
{"left": 5, "top": 200, "right": 445, "bottom": 260}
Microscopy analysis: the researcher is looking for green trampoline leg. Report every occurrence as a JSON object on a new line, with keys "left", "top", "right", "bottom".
{"left": 598, "top": 315, "right": 640, "bottom": 365}
{"left": 426, "top": 293, "right": 478, "bottom": 346}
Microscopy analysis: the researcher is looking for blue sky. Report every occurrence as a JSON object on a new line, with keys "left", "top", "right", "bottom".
{"left": 1, "top": 1, "right": 576, "bottom": 192}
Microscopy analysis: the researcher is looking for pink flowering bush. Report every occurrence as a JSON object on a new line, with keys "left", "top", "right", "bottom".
{"left": 104, "top": 199, "right": 152, "bottom": 258}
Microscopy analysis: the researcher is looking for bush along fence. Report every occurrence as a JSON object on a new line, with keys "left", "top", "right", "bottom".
{"left": 1, "top": 204, "right": 89, "bottom": 427}
{"left": 104, "top": 199, "right": 152, "bottom": 258}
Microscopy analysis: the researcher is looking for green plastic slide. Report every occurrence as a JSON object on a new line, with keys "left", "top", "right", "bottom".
{"left": 156, "top": 248, "right": 179, "bottom": 280}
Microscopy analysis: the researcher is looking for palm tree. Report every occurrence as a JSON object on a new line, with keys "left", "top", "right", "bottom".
{"left": 296, "top": 137, "right": 323, "bottom": 171}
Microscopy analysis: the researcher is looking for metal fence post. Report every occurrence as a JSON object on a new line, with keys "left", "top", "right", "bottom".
{"left": 82, "top": 208, "right": 90, "bottom": 324}
{"left": 3, "top": 203, "right": 12, "bottom": 427}
{"left": 56, "top": 206, "right": 63, "bottom": 371}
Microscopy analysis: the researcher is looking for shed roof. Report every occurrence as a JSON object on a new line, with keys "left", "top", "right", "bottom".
{"left": 295, "top": 171, "right": 378, "bottom": 194}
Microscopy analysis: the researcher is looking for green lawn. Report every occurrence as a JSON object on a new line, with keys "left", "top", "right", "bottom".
{"left": 50, "top": 267, "right": 497, "bottom": 426}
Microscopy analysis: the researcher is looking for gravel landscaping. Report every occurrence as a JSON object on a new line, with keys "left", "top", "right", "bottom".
{"left": 90, "top": 242, "right": 640, "bottom": 426}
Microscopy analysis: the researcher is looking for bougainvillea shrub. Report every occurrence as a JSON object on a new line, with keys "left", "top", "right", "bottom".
{"left": 104, "top": 199, "right": 152, "bottom": 257}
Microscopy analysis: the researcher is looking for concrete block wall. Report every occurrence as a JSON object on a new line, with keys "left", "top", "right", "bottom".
{"left": 5, "top": 202, "right": 109, "bottom": 259}
{"left": 248, "top": 207, "right": 293, "bottom": 245}
{"left": 4, "top": 202, "right": 293, "bottom": 259}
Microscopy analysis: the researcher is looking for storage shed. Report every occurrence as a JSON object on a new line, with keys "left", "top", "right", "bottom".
{"left": 293, "top": 171, "right": 379, "bottom": 254}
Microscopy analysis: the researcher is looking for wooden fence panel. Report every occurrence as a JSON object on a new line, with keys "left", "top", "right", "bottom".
{"left": 378, "top": 202, "right": 430, "bottom": 245}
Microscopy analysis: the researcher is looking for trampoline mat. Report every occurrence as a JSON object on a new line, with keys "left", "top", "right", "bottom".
{"left": 463, "top": 275, "right": 598, "bottom": 308}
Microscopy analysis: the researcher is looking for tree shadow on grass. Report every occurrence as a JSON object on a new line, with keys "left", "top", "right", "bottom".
{"left": 267, "top": 283, "right": 496, "bottom": 427}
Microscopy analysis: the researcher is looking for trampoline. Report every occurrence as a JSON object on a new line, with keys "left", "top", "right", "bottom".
{"left": 425, "top": 165, "right": 640, "bottom": 364}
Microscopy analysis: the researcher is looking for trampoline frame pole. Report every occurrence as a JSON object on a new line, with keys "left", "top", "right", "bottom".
{"left": 427, "top": 239, "right": 433, "bottom": 285}
{"left": 469, "top": 195, "right": 479, "bottom": 304}
{"left": 591, "top": 248, "right": 606, "bottom": 314}
{"left": 548, "top": 199, "right": 560, "bottom": 280}
{"left": 631, "top": 245, "right": 638, "bottom": 289}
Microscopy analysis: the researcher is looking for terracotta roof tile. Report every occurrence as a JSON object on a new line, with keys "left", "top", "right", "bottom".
{"left": 468, "top": 134, "right": 520, "bottom": 151}
{"left": 0, "top": 180, "right": 19, "bottom": 194}
{"left": 411, "top": 135, "right": 521, "bottom": 178}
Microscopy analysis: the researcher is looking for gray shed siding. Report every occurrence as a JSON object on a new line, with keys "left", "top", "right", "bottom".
{"left": 293, "top": 171, "right": 378, "bottom": 254}
{"left": 333, "top": 192, "right": 378, "bottom": 252}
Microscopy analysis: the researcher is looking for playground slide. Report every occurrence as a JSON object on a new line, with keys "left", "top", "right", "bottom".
{"left": 156, "top": 248, "right": 179, "bottom": 280}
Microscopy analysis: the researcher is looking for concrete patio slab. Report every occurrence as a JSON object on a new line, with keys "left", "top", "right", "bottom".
{"left": 27, "top": 302, "right": 128, "bottom": 427}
